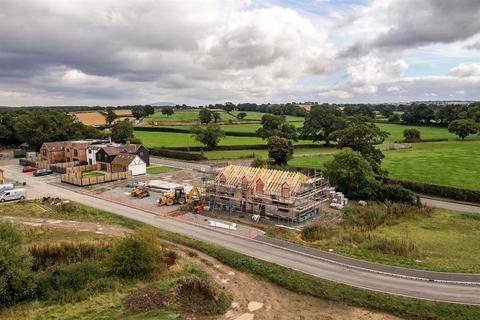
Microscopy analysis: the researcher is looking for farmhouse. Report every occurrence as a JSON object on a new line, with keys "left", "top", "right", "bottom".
{"left": 40, "top": 140, "right": 106, "bottom": 164}
{"left": 95, "top": 143, "right": 149, "bottom": 175}
{"left": 209, "top": 165, "right": 331, "bottom": 223}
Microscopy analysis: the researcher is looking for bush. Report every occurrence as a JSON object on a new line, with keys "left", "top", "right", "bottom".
{"left": 29, "top": 241, "right": 112, "bottom": 271}
{"left": 250, "top": 157, "right": 269, "bottom": 168}
{"left": 36, "top": 261, "right": 113, "bottom": 303}
{"left": 0, "top": 221, "right": 36, "bottom": 307}
{"left": 107, "top": 230, "right": 165, "bottom": 279}
{"left": 403, "top": 128, "right": 421, "bottom": 142}
{"left": 379, "top": 183, "right": 414, "bottom": 204}
{"left": 385, "top": 178, "right": 480, "bottom": 204}
{"left": 149, "top": 148, "right": 206, "bottom": 161}
{"left": 301, "top": 224, "right": 335, "bottom": 241}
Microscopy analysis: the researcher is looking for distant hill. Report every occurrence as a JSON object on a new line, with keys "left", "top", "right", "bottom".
{"left": 151, "top": 101, "right": 176, "bottom": 107}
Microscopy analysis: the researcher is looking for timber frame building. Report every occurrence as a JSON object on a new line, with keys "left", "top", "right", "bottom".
{"left": 209, "top": 165, "right": 330, "bottom": 223}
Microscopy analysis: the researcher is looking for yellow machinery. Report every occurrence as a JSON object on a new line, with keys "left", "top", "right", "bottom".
{"left": 158, "top": 187, "right": 187, "bottom": 206}
{"left": 158, "top": 185, "right": 203, "bottom": 206}
{"left": 131, "top": 185, "right": 150, "bottom": 199}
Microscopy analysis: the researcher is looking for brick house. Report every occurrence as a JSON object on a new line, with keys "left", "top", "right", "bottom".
{"left": 40, "top": 142, "right": 66, "bottom": 163}
{"left": 39, "top": 140, "right": 107, "bottom": 164}
{"left": 95, "top": 144, "right": 150, "bottom": 173}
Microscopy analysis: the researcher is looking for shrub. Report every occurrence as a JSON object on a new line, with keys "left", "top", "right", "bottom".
{"left": 36, "top": 261, "right": 113, "bottom": 303}
{"left": 301, "top": 224, "right": 335, "bottom": 241}
{"left": 29, "top": 241, "right": 112, "bottom": 271}
{"left": 0, "top": 221, "right": 36, "bottom": 307}
{"left": 251, "top": 157, "right": 269, "bottom": 168}
{"left": 107, "top": 230, "right": 165, "bottom": 279}
{"left": 403, "top": 128, "right": 421, "bottom": 142}
{"left": 380, "top": 183, "right": 414, "bottom": 204}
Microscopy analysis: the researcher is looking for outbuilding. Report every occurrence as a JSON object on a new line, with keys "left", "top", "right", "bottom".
{"left": 110, "top": 154, "right": 146, "bottom": 176}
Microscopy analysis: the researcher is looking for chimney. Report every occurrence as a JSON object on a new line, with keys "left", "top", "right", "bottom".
{"left": 108, "top": 136, "right": 112, "bottom": 143}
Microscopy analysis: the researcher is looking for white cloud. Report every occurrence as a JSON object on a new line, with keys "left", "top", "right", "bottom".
{"left": 449, "top": 63, "right": 480, "bottom": 78}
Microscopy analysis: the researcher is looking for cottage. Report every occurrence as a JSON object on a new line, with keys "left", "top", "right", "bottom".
{"left": 40, "top": 142, "right": 66, "bottom": 163}
{"left": 110, "top": 154, "right": 146, "bottom": 176}
{"left": 211, "top": 165, "right": 330, "bottom": 223}
{"left": 40, "top": 140, "right": 107, "bottom": 164}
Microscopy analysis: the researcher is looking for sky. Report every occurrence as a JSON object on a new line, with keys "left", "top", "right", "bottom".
{"left": 0, "top": 0, "right": 479, "bottom": 106}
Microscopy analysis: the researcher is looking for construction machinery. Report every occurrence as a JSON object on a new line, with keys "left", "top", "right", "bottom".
{"left": 131, "top": 185, "right": 150, "bottom": 198}
{"left": 158, "top": 187, "right": 187, "bottom": 206}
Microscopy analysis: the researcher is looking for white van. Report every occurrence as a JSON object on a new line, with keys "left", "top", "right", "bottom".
{"left": 0, "top": 188, "right": 26, "bottom": 202}
{"left": 0, "top": 183, "right": 14, "bottom": 193}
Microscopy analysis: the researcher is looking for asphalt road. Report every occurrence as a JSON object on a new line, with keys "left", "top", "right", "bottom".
{"left": 3, "top": 165, "right": 480, "bottom": 305}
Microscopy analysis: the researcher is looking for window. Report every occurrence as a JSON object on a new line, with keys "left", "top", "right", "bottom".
{"left": 241, "top": 176, "right": 249, "bottom": 190}
{"left": 256, "top": 179, "right": 264, "bottom": 193}
{"left": 88, "top": 150, "right": 92, "bottom": 154}
{"left": 219, "top": 174, "right": 226, "bottom": 184}
{"left": 73, "top": 150, "right": 78, "bottom": 157}
{"left": 281, "top": 182, "right": 290, "bottom": 198}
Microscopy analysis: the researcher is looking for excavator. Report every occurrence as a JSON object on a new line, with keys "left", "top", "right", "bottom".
{"left": 131, "top": 185, "right": 150, "bottom": 199}
{"left": 157, "top": 185, "right": 205, "bottom": 207}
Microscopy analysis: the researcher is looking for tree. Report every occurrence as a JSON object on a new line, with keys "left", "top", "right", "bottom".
{"left": 401, "top": 104, "right": 435, "bottom": 124}
{"left": 331, "top": 117, "right": 389, "bottom": 174}
{"left": 103, "top": 109, "right": 118, "bottom": 125}
{"left": 403, "top": 128, "right": 421, "bottom": 142}
{"left": 435, "top": 104, "right": 465, "bottom": 125}
{"left": 161, "top": 107, "right": 174, "bottom": 117}
{"left": 0, "top": 221, "right": 36, "bottom": 306}
{"left": 223, "top": 102, "right": 235, "bottom": 112}
{"left": 13, "top": 109, "right": 89, "bottom": 149}
{"left": 111, "top": 120, "right": 134, "bottom": 143}
{"left": 388, "top": 113, "right": 401, "bottom": 123}
{"left": 300, "top": 104, "right": 346, "bottom": 145}
{"left": 267, "top": 136, "right": 292, "bottom": 165}
{"left": 143, "top": 105, "right": 155, "bottom": 116}
{"left": 324, "top": 150, "right": 379, "bottom": 200}
{"left": 198, "top": 108, "right": 213, "bottom": 124}
{"left": 343, "top": 105, "right": 376, "bottom": 119}
{"left": 236, "top": 112, "right": 247, "bottom": 120}
{"left": 213, "top": 111, "right": 221, "bottom": 123}
{"left": 256, "top": 114, "right": 298, "bottom": 141}
{"left": 448, "top": 119, "right": 478, "bottom": 140}
{"left": 191, "top": 123, "right": 225, "bottom": 149}
{"left": 251, "top": 157, "right": 269, "bottom": 168}
{"left": 131, "top": 108, "right": 146, "bottom": 120}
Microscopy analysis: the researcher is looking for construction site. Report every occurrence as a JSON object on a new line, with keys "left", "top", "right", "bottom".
{"left": 206, "top": 165, "right": 344, "bottom": 224}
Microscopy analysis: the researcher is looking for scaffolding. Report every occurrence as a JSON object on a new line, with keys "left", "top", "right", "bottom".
{"left": 206, "top": 169, "right": 331, "bottom": 224}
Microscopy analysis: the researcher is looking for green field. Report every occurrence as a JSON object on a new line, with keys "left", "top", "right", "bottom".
{"left": 146, "top": 165, "right": 180, "bottom": 174}
{"left": 269, "top": 207, "right": 480, "bottom": 273}
{"left": 289, "top": 141, "right": 480, "bottom": 190}
{"left": 162, "top": 121, "right": 304, "bottom": 132}
{"left": 202, "top": 148, "right": 336, "bottom": 160}
{"left": 377, "top": 123, "right": 463, "bottom": 142}
{"left": 135, "top": 131, "right": 319, "bottom": 148}
{"left": 230, "top": 111, "right": 304, "bottom": 122}
{"left": 144, "top": 110, "right": 238, "bottom": 122}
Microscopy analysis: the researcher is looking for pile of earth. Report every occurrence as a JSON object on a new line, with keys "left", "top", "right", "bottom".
{"left": 122, "top": 287, "right": 167, "bottom": 311}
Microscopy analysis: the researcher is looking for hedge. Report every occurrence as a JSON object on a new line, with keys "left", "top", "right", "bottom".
{"left": 149, "top": 148, "right": 206, "bottom": 161}
{"left": 394, "top": 138, "right": 449, "bottom": 144}
{"left": 156, "top": 144, "right": 333, "bottom": 152}
{"left": 385, "top": 178, "right": 480, "bottom": 204}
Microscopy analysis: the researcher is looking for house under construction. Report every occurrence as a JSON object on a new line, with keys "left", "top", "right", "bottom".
{"left": 208, "top": 165, "right": 331, "bottom": 223}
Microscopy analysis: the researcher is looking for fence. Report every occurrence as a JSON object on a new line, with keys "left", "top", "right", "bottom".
{"left": 61, "top": 171, "right": 132, "bottom": 186}
{"left": 65, "top": 164, "right": 99, "bottom": 174}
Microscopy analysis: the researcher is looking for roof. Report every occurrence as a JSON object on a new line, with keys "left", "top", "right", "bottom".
{"left": 216, "top": 165, "right": 308, "bottom": 195}
{"left": 99, "top": 146, "right": 121, "bottom": 156}
{"left": 111, "top": 153, "right": 139, "bottom": 166}
{"left": 41, "top": 142, "right": 65, "bottom": 151}
{"left": 121, "top": 144, "right": 142, "bottom": 153}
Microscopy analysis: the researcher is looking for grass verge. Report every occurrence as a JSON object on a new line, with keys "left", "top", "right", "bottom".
{"left": 152, "top": 228, "right": 480, "bottom": 320}
{"left": 146, "top": 166, "right": 180, "bottom": 174}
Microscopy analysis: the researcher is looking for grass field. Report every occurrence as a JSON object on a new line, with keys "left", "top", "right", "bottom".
{"left": 163, "top": 121, "right": 304, "bottom": 132}
{"left": 202, "top": 148, "right": 336, "bottom": 160}
{"left": 144, "top": 110, "right": 237, "bottom": 122}
{"left": 146, "top": 165, "right": 179, "bottom": 174}
{"left": 269, "top": 207, "right": 480, "bottom": 273}
{"left": 377, "top": 123, "right": 463, "bottom": 142}
{"left": 289, "top": 141, "right": 480, "bottom": 190}
{"left": 229, "top": 111, "right": 304, "bottom": 122}
{"left": 135, "top": 131, "right": 317, "bottom": 148}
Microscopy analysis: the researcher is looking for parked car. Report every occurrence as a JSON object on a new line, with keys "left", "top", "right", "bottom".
{"left": 33, "top": 169, "right": 53, "bottom": 177}
{"left": 22, "top": 166, "right": 37, "bottom": 173}
{"left": 0, "top": 188, "right": 26, "bottom": 202}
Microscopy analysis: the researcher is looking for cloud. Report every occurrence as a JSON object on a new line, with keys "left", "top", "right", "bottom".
{"left": 449, "top": 63, "right": 480, "bottom": 78}
{"left": 0, "top": 0, "right": 337, "bottom": 105}
{"left": 344, "top": 0, "right": 480, "bottom": 55}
